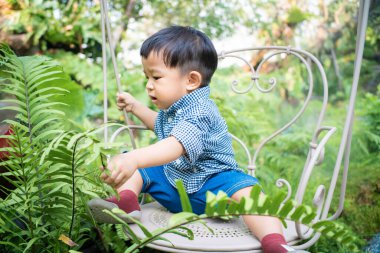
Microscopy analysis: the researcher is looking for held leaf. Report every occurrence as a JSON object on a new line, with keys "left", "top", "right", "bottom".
{"left": 175, "top": 180, "right": 193, "bottom": 213}
{"left": 169, "top": 212, "right": 198, "bottom": 227}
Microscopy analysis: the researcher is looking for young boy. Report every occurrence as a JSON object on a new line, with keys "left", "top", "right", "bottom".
{"left": 88, "top": 25, "right": 308, "bottom": 253}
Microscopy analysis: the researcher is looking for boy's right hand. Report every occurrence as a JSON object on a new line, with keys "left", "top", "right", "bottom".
{"left": 116, "top": 92, "right": 140, "bottom": 113}
{"left": 100, "top": 152, "right": 138, "bottom": 189}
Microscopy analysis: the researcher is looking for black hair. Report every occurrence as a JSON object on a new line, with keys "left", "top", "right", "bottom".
{"left": 140, "top": 25, "right": 218, "bottom": 87}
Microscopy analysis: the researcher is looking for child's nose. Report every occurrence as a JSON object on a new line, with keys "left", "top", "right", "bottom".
{"left": 146, "top": 80, "right": 154, "bottom": 90}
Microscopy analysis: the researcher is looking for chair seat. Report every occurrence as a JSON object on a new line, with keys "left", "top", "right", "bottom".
{"left": 128, "top": 202, "right": 311, "bottom": 253}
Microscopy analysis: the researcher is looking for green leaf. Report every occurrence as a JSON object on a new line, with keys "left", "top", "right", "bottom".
{"left": 113, "top": 208, "right": 153, "bottom": 238}
{"left": 155, "top": 236, "right": 175, "bottom": 247}
{"left": 278, "top": 199, "right": 297, "bottom": 218}
{"left": 167, "top": 226, "right": 194, "bottom": 240}
{"left": 0, "top": 106, "right": 27, "bottom": 115}
{"left": 268, "top": 191, "right": 286, "bottom": 215}
{"left": 290, "top": 205, "right": 307, "bottom": 221}
{"left": 0, "top": 88, "right": 25, "bottom": 99}
{"left": 250, "top": 185, "right": 261, "bottom": 211}
{"left": 28, "top": 93, "right": 64, "bottom": 108}
{"left": 30, "top": 102, "right": 67, "bottom": 115}
{"left": 0, "top": 241, "right": 23, "bottom": 251}
{"left": 27, "top": 70, "right": 63, "bottom": 88}
{"left": 257, "top": 194, "right": 270, "bottom": 214}
{"left": 175, "top": 180, "right": 192, "bottom": 213}
{"left": 237, "top": 197, "right": 246, "bottom": 214}
{"left": 0, "top": 99, "right": 26, "bottom": 107}
{"left": 226, "top": 199, "right": 239, "bottom": 214}
{"left": 34, "top": 129, "right": 64, "bottom": 143}
{"left": 205, "top": 191, "right": 216, "bottom": 216}
{"left": 28, "top": 76, "right": 64, "bottom": 93}
{"left": 67, "top": 132, "right": 87, "bottom": 150}
{"left": 169, "top": 212, "right": 198, "bottom": 227}
{"left": 216, "top": 198, "right": 229, "bottom": 216}
{"left": 102, "top": 209, "right": 140, "bottom": 244}
{"left": 301, "top": 211, "right": 316, "bottom": 224}
{"left": 31, "top": 117, "right": 61, "bottom": 135}
{"left": 313, "top": 220, "right": 336, "bottom": 234}
{"left": 22, "top": 237, "right": 39, "bottom": 253}
{"left": 115, "top": 224, "right": 130, "bottom": 241}
{"left": 124, "top": 243, "right": 140, "bottom": 253}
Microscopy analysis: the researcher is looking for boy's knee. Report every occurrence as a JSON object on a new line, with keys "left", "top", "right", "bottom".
{"left": 118, "top": 170, "right": 143, "bottom": 194}
{"left": 231, "top": 186, "right": 266, "bottom": 201}
{"left": 231, "top": 186, "right": 253, "bottom": 201}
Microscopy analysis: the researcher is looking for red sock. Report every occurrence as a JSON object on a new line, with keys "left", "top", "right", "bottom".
{"left": 106, "top": 190, "right": 141, "bottom": 213}
{"left": 261, "top": 233, "right": 288, "bottom": 253}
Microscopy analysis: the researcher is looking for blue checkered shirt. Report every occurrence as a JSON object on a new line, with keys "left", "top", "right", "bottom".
{"left": 154, "top": 86, "right": 240, "bottom": 193}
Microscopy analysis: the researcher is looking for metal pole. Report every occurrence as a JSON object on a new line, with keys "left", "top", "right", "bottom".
{"left": 323, "top": 0, "right": 370, "bottom": 220}
{"left": 100, "top": 0, "right": 137, "bottom": 149}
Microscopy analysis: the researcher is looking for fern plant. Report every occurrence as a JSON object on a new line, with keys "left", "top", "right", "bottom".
{"left": 0, "top": 43, "right": 110, "bottom": 252}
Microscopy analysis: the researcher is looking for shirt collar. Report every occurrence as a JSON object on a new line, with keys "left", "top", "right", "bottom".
{"left": 164, "top": 86, "right": 210, "bottom": 115}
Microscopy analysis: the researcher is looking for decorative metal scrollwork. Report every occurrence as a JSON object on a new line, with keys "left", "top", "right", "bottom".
{"left": 218, "top": 47, "right": 312, "bottom": 95}
{"left": 275, "top": 178, "right": 292, "bottom": 204}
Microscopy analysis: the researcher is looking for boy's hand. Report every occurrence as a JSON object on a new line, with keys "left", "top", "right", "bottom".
{"left": 116, "top": 92, "right": 140, "bottom": 113}
{"left": 100, "top": 153, "right": 138, "bottom": 189}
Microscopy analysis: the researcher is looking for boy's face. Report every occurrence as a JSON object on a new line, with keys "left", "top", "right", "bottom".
{"left": 142, "top": 52, "right": 189, "bottom": 110}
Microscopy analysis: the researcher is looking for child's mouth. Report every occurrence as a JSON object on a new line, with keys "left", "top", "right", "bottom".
{"left": 150, "top": 95, "right": 157, "bottom": 103}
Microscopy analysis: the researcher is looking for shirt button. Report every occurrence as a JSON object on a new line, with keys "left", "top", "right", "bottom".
{"left": 168, "top": 117, "right": 173, "bottom": 123}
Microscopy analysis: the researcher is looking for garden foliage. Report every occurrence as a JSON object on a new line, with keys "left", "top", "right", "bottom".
{"left": 0, "top": 43, "right": 109, "bottom": 252}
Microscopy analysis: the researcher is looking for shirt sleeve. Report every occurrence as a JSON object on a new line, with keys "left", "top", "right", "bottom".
{"left": 170, "top": 114, "right": 211, "bottom": 164}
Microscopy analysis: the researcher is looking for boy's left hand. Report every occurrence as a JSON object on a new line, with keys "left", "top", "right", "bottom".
{"left": 100, "top": 153, "right": 138, "bottom": 189}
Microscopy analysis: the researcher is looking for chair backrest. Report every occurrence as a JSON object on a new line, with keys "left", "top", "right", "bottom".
{"left": 214, "top": 46, "right": 339, "bottom": 244}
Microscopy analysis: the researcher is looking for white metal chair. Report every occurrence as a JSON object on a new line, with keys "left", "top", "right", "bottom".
{"left": 98, "top": 0, "right": 370, "bottom": 251}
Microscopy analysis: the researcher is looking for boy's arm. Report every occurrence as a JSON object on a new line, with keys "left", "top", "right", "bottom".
{"left": 130, "top": 102, "right": 157, "bottom": 131}
{"left": 101, "top": 136, "right": 184, "bottom": 188}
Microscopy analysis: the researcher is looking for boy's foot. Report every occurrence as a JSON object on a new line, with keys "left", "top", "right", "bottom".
{"left": 262, "top": 233, "right": 310, "bottom": 253}
{"left": 87, "top": 190, "right": 141, "bottom": 224}
{"left": 281, "top": 245, "right": 310, "bottom": 252}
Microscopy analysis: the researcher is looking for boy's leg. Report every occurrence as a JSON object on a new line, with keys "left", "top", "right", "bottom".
{"left": 88, "top": 170, "right": 143, "bottom": 224}
{"left": 231, "top": 186, "right": 283, "bottom": 240}
{"left": 232, "top": 186, "right": 306, "bottom": 253}
{"left": 116, "top": 168, "right": 144, "bottom": 195}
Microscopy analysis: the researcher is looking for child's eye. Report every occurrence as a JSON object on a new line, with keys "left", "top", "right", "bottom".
{"left": 153, "top": 76, "right": 161, "bottom": 80}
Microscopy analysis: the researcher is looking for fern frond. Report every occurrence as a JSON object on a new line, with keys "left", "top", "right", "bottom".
{"left": 115, "top": 224, "right": 130, "bottom": 241}
{"left": 102, "top": 209, "right": 141, "bottom": 244}
{"left": 114, "top": 180, "right": 362, "bottom": 253}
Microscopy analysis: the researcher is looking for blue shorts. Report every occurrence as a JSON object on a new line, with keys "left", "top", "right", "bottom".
{"left": 138, "top": 166, "right": 259, "bottom": 215}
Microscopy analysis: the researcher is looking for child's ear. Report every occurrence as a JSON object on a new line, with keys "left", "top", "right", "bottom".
{"left": 186, "top": 71, "right": 202, "bottom": 91}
